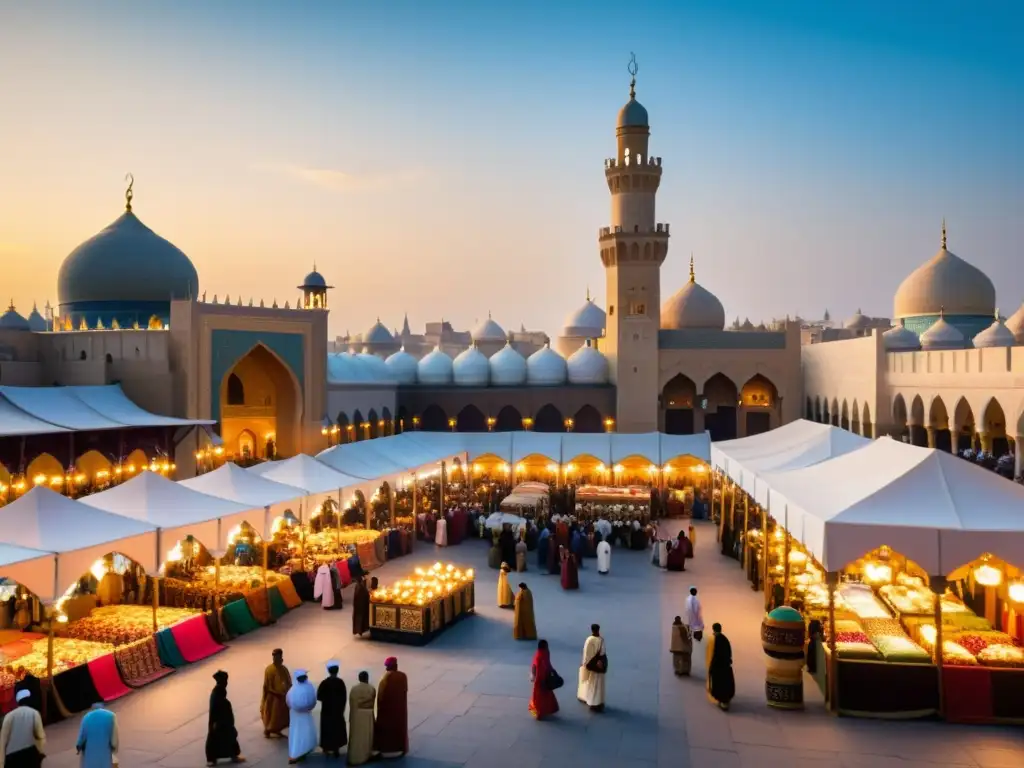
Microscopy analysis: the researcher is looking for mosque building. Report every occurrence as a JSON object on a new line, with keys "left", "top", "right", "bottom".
{"left": 1, "top": 57, "right": 1022, "bottom": 491}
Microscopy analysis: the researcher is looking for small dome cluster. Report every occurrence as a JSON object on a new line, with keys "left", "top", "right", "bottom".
{"left": 882, "top": 320, "right": 920, "bottom": 351}
{"left": 972, "top": 312, "right": 1015, "bottom": 349}
{"left": 0, "top": 302, "right": 30, "bottom": 331}
{"left": 327, "top": 351, "right": 397, "bottom": 384}
{"left": 453, "top": 344, "right": 489, "bottom": 386}
{"left": 919, "top": 311, "right": 964, "bottom": 351}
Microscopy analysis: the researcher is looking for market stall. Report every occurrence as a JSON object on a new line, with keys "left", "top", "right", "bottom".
{"left": 369, "top": 562, "right": 475, "bottom": 646}
{"left": 573, "top": 485, "right": 651, "bottom": 522}
{"left": 499, "top": 482, "right": 549, "bottom": 519}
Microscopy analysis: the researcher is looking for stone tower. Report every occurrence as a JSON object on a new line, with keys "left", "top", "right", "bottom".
{"left": 599, "top": 55, "right": 669, "bottom": 432}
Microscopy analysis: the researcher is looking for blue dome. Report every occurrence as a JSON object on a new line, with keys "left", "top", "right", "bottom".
{"left": 27, "top": 304, "right": 48, "bottom": 332}
{"left": 617, "top": 98, "right": 648, "bottom": 128}
{"left": 0, "top": 303, "right": 30, "bottom": 331}
{"left": 300, "top": 270, "right": 328, "bottom": 289}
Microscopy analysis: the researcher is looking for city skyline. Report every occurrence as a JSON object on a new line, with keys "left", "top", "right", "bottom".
{"left": 1, "top": 1, "right": 1021, "bottom": 337}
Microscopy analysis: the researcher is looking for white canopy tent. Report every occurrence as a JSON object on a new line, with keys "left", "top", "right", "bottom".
{"left": 761, "top": 438, "right": 1024, "bottom": 575}
{"left": 80, "top": 470, "right": 256, "bottom": 567}
{"left": 179, "top": 463, "right": 306, "bottom": 541}
{"left": 711, "top": 419, "right": 831, "bottom": 475}
{"left": 0, "top": 397, "right": 70, "bottom": 437}
{"left": 248, "top": 454, "right": 371, "bottom": 520}
{"left": 448, "top": 431, "right": 711, "bottom": 466}
{"left": 316, "top": 442, "right": 408, "bottom": 480}
{"left": 0, "top": 543, "right": 56, "bottom": 604}
{"left": 0, "top": 486, "right": 158, "bottom": 602}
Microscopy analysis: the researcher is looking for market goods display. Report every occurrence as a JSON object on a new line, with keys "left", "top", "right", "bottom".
{"left": 839, "top": 585, "right": 892, "bottom": 619}
{"left": 976, "top": 644, "right": 1024, "bottom": 668}
{"left": 369, "top": 562, "right": 476, "bottom": 645}
{"left": 8, "top": 638, "right": 114, "bottom": 678}
{"left": 859, "top": 617, "right": 930, "bottom": 663}
{"left": 195, "top": 565, "right": 288, "bottom": 591}
{"left": 64, "top": 605, "right": 199, "bottom": 647}
{"left": 880, "top": 583, "right": 974, "bottom": 617}
{"left": 371, "top": 562, "right": 475, "bottom": 607}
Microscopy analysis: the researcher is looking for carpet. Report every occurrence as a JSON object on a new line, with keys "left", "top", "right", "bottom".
{"left": 155, "top": 627, "right": 188, "bottom": 668}
{"left": 114, "top": 636, "right": 173, "bottom": 688}
{"left": 170, "top": 614, "right": 225, "bottom": 663}
{"left": 53, "top": 662, "right": 102, "bottom": 713}
{"left": 245, "top": 588, "right": 272, "bottom": 625}
{"left": 268, "top": 586, "right": 288, "bottom": 620}
{"left": 276, "top": 578, "right": 303, "bottom": 609}
{"left": 221, "top": 597, "right": 260, "bottom": 636}
{"left": 87, "top": 653, "right": 132, "bottom": 702}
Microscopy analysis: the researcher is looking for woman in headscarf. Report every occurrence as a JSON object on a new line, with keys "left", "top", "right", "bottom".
{"left": 206, "top": 670, "right": 244, "bottom": 766}
{"left": 497, "top": 563, "right": 515, "bottom": 608}
{"left": 529, "top": 639, "right": 560, "bottom": 720}
{"left": 515, "top": 535, "right": 528, "bottom": 572}
{"left": 374, "top": 657, "right": 408, "bottom": 758}
{"left": 559, "top": 546, "right": 579, "bottom": 591}
{"left": 669, "top": 616, "right": 692, "bottom": 677}
{"left": 536, "top": 526, "right": 550, "bottom": 570}
{"left": 513, "top": 583, "right": 537, "bottom": 640}
{"left": 545, "top": 528, "right": 560, "bottom": 575}
{"left": 706, "top": 623, "right": 736, "bottom": 711}
{"left": 317, "top": 661, "right": 347, "bottom": 758}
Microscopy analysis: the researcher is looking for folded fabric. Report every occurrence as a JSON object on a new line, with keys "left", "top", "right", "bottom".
{"left": 290, "top": 571, "right": 315, "bottom": 602}
{"left": 53, "top": 662, "right": 102, "bottom": 713}
{"left": 171, "top": 614, "right": 226, "bottom": 663}
{"left": 222, "top": 597, "right": 260, "bottom": 636}
{"left": 155, "top": 628, "right": 188, "bottom": 668}
{"left": 276, "top": 577, "right": 303, "bottom": 609}
{"left": 245, "top": 588, "right": 272, "bottom": 625}
{"left": 337, "top": 559, "right": 352, "bottom": 588}
{"left": 374, "top": 535, "right": 387, "bottom": 565}
{"left": 348, "top": 556, "right": 364, "bottom": 580}
{"left": 356, "top": 541, "right": 379, "bottom": 570}
{"left": 115, "top": 636, "right": 173, "bottom": 688}
{"left": 87, "top": 654, "right": 132, "bottom": 702}
{"left": 268, "top": 586, "right": 288, "bottom": 620}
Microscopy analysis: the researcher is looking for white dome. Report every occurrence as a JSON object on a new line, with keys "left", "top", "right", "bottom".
{"left": 526, "top": 343, "right": 567, "bottom": 386}
{"left": 660, "top": 261, "right": 725, "bottom": 330}
{"left": 489, "top": 342, "right": 527, "bottom": 386}
{"left": 919, "top": 311, "right": 965, "bottom": 351}
{"left": 972, "top": 314, "right": 1016, "bottom": 349}
{"left": 471, "top": 313, "right": 506, "bottom": 342}
{"left": 562, "top": 294, "right": 606, "bottom": 337}
{"left": 364, "top": 319, "right": 394, "bottom": 344}
{"left": 452, "top": 344, "right": 490, "bottom": 386}
{"left": 384, "top": 347, "right": 418, "bottom": 384}
{"left": 894, "top": 224, "right": 995, "bottom": 319}
{"left": 566, "top": 339, "right": 608, "bottom": 384}
{"left": 417, "top": 346, "right": 453, "bottom": 385}
{"left": 845, "top": 309, "right": 871, "bottom": 330}
{"left": 1006, "top": 302, "right": 1024, "bottom": 343}
{"left": 327, "top": 352, "right": 396, "bottom": 384}
{"left": 882, "top": 321, "right": 920, "bottom": 351}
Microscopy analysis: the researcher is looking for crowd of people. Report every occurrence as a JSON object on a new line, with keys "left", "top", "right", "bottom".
{"left": 0, "top": 693, "right": 120, "bottom": 767}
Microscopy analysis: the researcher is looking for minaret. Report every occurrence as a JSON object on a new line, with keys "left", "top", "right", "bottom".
{"left": 600, "top": 54, "right": 669, "bottom": 432}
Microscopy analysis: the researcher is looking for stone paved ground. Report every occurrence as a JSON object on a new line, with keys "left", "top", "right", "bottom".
{"left": 37, "top": 521, "right": 1024, "bottom": 767}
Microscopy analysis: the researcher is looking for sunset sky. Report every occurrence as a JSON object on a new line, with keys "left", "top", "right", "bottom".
{"left": 1, "top": 1, "right": 1021, "bottom": 337}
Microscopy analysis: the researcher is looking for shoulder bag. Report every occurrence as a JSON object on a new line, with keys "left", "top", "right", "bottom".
{"left": 585, "top": 639, "right": 608, "bottom": 673}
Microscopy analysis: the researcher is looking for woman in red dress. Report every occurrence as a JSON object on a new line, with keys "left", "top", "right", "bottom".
{"left": 529, "top": 639, "right": 560, "bottom": 720}
{"left": 559, "top": 546, "right": 580, "bottom": 590}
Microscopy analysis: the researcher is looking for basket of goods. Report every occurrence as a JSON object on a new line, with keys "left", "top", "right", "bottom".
{"left": 830, "top": 619, "right": 882, "bottom": 659}
{"left": 976, "top": 644, "right": 1024, "bottom": 668}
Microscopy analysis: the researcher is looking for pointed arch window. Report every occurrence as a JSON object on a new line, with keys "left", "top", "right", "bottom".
{"left": 227, "top": 373, "right": 245, "bottom": 405}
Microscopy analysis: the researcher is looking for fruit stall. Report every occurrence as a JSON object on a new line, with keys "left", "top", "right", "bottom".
{"left": 369, "top": 562, "right": 475, "bottom": 646}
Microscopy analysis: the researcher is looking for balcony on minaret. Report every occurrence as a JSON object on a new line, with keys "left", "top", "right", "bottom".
{"left": 605, "top": 156, "right": 662, "bottom": 168}
{"left": 598, "top": 223, "right": 670, "bottom": 239}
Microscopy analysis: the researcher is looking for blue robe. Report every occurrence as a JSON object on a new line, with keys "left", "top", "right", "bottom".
{"left": 76, "top": 705, "right": 118, "bottom": 768}
{"left": 571, "top": 531, "right": 585, "bottom": 567}
{"left": 536, "top": 529, "right": 550, "bottom": 569}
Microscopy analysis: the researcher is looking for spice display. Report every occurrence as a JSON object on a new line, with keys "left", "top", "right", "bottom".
{"left": 63, "top": 605, "right": 200, "bottom": 647}
{"left": 8, "top": 638, "right": 114, "bottom": 678}
{"left": 976, "top": 644, "right": 1024, "bottom": 668}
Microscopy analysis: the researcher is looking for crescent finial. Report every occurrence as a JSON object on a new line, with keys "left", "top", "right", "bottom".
{"left": 124, "top": 173, "right": 134, "bottom": 212}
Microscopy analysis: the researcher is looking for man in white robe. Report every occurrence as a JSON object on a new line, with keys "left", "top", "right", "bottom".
{"left": 435, "top": 515, "right": 448, "bottom": 547}
{"left": 685, "top": 586, "right": 705, "bottom": 642}
{"left": 596, "top": 538, "right": 611, "bottom": 575}
{"left": 285, "top": 669, "right": 317, "bottom": 764}
{"left": 577, "top": 623, "right": 607, "bottom": 712}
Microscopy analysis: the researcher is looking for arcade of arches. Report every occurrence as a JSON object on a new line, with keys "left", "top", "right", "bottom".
{"left": 220, "top": 344, "right": 301, "bottom": 460}
{"left": 374, "top": 403, "right": 611, "bottom": 435}
{"left": 661, "top": 372, "right": 779, "bottom": 441}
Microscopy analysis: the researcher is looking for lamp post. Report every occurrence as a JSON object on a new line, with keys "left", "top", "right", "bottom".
{"left": 448, "top": 418, "right": 457, "bottom": 432}
{"left": 564, "top": 417, "right": 574, "bottom": 432}
{"left": 486, "top": 417, "right": 496, "bottom": 432}
{"left": 604, "top": 417, "right": 616, "bottom": 433}
{"left": 522, "top": 417, "right": 534, "bottom": 431}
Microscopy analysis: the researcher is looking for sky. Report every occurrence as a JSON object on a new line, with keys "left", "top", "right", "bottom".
{"left": 1, "top": 1, "right": 1022, "bottom": 338}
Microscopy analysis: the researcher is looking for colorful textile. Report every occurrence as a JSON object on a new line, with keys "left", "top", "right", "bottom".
{"left": 155, "top": 628, "right": 188, "bottom": 668}
{"left": 348, "top": 556, "right": 365, "bottom": 580}
{"left": 86, "top": 654, "right": 132, "bottom": 702}
{"left": 373, "top": 535, "right": 386, "bottom": 566}
{"left": 245, "top": 588, "right": 272, "bottom": 625}
{"left": 290, "top": 571, "right": 314, "bottom": 602}
{"left": 336, "top": 559, "right": 352, "bottom": 588}
{"left": 170, "top": 614, "right": 226, "bottom": 663}
{"left": 222, "top": 598, "right": 260, "bottom": 637}
{"left": 52, "top": 663, "right": 101, "bottom": 713}
{"left": 114, "top": 636, "right": 173, "bottom": 688}
{"left": 205, "top": 609, "right": 227, "bottom": 644}
{"left": 276, "top": 577, "right": 303, "bottom": 609}
{"left": 268, "top": 586, "right": 288, "bottom": 620}
{"left": 356, "top": 542, "right": 379, "bottom": 571}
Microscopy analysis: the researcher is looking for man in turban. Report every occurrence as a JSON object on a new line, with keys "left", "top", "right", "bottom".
{"left": 373, "top": 657, "right": 408, "bottom": 758}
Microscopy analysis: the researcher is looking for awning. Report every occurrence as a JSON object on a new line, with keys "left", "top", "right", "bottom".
{"left": 0, "top": 396, "right": 70, "bottom": 437}
{"left": 254, "top": 454, "right": 364, "bottom": 495}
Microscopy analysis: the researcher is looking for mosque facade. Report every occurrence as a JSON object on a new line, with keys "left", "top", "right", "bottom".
{"left": 2, "top": 60, "right": 1022, "bottom": 487}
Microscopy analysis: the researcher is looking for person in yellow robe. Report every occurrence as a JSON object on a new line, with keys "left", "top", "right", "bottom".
{"left": 347, "top": 671, "right": 376, "bottom": 766}
{"left": 261, "top": 648, "right": 291, "bottom": 737}
{"left": 513, "top": 583, "right": 537, "bottom": 640}
{"left": 497, "top": 563, "right": 514, "bottom": 608}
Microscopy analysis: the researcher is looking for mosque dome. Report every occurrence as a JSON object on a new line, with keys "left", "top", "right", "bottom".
{"left": 26, "top": 304, "right": 47, "bottom": 332}
{"left": 384, "top": 347, "right": 418, "bottom": 385}
{"left": 919, "top": 311, "right": 966, "bottom": 351}
{"left": 471, "top": 313, "right": 506, "bottom": 343}
{"left": 417, "top": 346, "right": 453, "bottom": 385}
{"left": 882, "top": 321, "right": 921, "bottom": 351}
{"left": 300, "top": 269, "right": 327, "bottom": 289}
{"left": 844, "top": 309, "right": 871, "bottom": 330}
{"left": 1005, "top": 302, "right": 1024, "bottom": 343}
{"left": 972, "top": 313, "right": 1016, "bottom": 349}
{"left": 562, "top": 292, "right": 606, "bottom": 337}
{"left": 58, "top": 201, "right": 199, "bottom": 309}
{"left": 660, "top": 259, "right": 725, "bottom": 330}
{"left": 893, "top": 224, "right": 995, "bottom": 319}
{"left": 364, "top": 319, "right": 394, "bottom": 345}
{"left": 617, "top": 99, "right": 649, "bottom": 129}
{"left": 566, "top": 339, "right": 609, "bottom": 385}
{"left": 526, "top": 343, "right": 568, "bottom": 386}
{"left": 327, "top": 352, "right": 396, "bottom": 384}
{"left": 452, "top": 344, "right": 490, "bottom": 386}
{"left": 0, "top": 302, "right": 30, "bottom": 331}
{"left": 489, "top": 342, "right": 527, "bottom": 386}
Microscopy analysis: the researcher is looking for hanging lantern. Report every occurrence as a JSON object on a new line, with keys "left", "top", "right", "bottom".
{"left": 974, "top": 563, "right": 1003, "bottom": 587}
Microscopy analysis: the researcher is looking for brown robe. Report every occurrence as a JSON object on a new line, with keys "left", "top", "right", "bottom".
{"left": 353, "top": 580, "right": 371, "bottom": 636}
{"left": 373, "top": 670, "right": 408, "bottom": 756}
{"left": 260, "top": 662, "right": 291, "bottom": 734}
{"left": 513, "top": 587, "right": 537, "bottom": 640}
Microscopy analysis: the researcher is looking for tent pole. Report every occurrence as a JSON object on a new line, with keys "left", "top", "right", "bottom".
{"left": 336, "top": 491, "right": 343, "bottom": 547}
{"left": 741, "top": 494, "right": 750, "bottom": 571}
{"left": 932, "top": 574, "right": 946, "bottom": 719}
{"left": 214, "top": 555, "right": 221, "bottom": 609}
{"left": 152, "top": 576, "right": 160, "bottom": 633}
{"left": 782, "top": 528, "right": 792, "bottom": 605}
{"left": 710, "top": 469, "right": 716, "bottom": 529}
{"left": 826, "top": 572, "right": 838, "bottom": 713}
{"left": 762, "top": 501, "right": 771, "bottom": 610}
